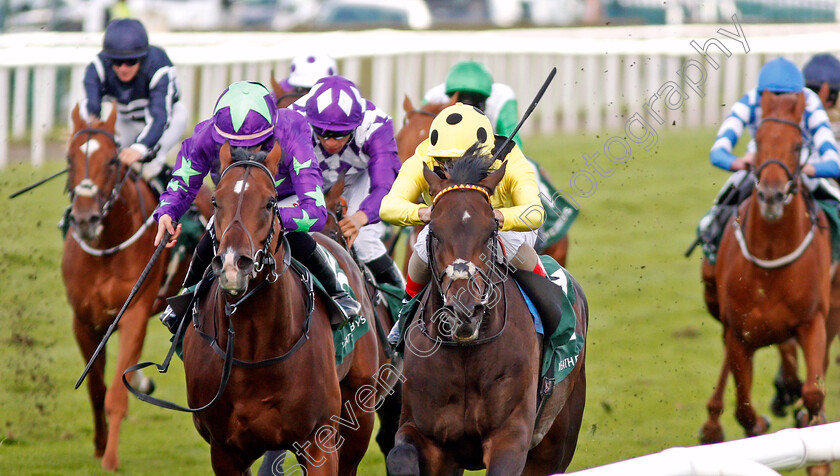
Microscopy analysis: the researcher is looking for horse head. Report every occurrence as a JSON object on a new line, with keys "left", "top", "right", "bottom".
{"left": 66, "top": 103, "right": 121, "bottom": 242}
{"left": 270, "top": 70, "right": 306, "bottom": 109}
{"left": 211, "top": 141, "right": 283, "bottom": 295}
{"left": 322, "top": 171, "right": 348, "bottom": 247}
{"left": 754, "top": 91, "right": 806, "bottom": 222}
{"left": 395, "top": 94, "right": 458, "bottom": 163}
{"left": 423, "top": 144, "right": 507, "bottom": 343}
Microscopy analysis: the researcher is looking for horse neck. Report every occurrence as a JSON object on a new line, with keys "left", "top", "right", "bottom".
{"left": 745, "top": 187, "right": 812, "bottom": 257}
{"left": 98, "top": 176, "right": 154, "bottom": 248}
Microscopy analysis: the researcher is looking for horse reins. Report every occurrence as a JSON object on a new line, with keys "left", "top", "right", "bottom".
{"left": 733, "top": 116, "right": 819, "bottom": 269}
{"left": 68, "top": 127, "right": 156, "bottom": 256}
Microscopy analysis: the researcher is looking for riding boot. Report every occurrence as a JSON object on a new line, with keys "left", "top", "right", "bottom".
{"left": 302, "top": 245, "right": 361, "bottom": 320}
{"left": 387, "top": 292, "right": 412, "bottom": 346}
{"left": 366, "top": 253, "right": 406, "bottom": 289}
{"left": 160, "top": 231, "right": 214, "bottom": 334}
{"left": 149, "top": 164, "right": 173, "bottom": 199}
{"left": 58, "top": 205, "right": 72, "bottom": 238}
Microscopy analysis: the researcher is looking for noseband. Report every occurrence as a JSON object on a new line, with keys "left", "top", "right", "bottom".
{"left": 752, "top": 117, "right": 806, "bottom": 203}
{"left": 215, "top": 160, "right": 287, "bottom": 282}
{"left": 68, "top": 127, "right": 129, "bottom": 219}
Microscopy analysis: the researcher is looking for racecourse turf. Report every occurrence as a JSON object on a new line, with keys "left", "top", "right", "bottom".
{"left": 1, "top": 127, "right": 838, "bottom": 475}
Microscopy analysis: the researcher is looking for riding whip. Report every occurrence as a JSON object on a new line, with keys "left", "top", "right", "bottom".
{"left": 490, "top": 67, "right": 557, "bottom": 163}
{"left": 75, "top": 231, "right": 171, "bottom": 389}
{"left": 8, "top": 167, "right": 69, "bottom": 199}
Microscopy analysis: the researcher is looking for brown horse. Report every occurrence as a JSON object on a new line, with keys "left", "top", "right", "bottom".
{"left": 395, "top": 95, "right": 569, "bottom": 271}
{"left": 387, "top": 151, "right": 588, "bottom": 475}
{"left": 183, "top": 143, "right": 381, "bottom": 475}
{"left": 270, "top": 73, "right": 308, "bottom": 108}
{"left": 63, "top": 104, "right": 207, "bottom": 470}
{"left": 700, "top": 92, "right": 837, "bottom": 474}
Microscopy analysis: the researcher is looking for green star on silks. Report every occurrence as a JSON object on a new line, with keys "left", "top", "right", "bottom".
{"left": 304, "top": 186, "right": 326, "bottom": 208}
{"left": 172, "top": 157, "right": 201, "bottom": 185}
{"left": 293, "top": 157, "right": 312, "bottom": 175}
{"left": 213, "top": 82, "right": 272, "bottom": 132}
{"left": 292, "top": 209, "right": 318, "bottom": 232}
{"left": 167, "top": 181, "right": 184, "bottom": 192}
{"left": 159, "top": 200, "right": 171, "bottom": 207}
{"left": 274, "top": 177, "right": 286, "bottom": 188}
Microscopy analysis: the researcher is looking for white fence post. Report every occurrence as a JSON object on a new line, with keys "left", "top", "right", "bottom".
{"left": 0, "top": 67, "right": 9, "bottom": 169}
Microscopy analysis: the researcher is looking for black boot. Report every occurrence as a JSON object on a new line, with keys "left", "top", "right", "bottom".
{"left": 367, "top": 253, "right": 406, "bottom": 289}
{"left": 302, "top": 246, "right": 361, "bottom": 319}
{"left": 160, "top": 231, "right": 213, "bottom": 334}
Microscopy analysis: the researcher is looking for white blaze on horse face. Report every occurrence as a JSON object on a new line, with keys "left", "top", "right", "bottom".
{"left": 80, "top": 138, "right": 100, "bottom": 156}
{"left": 462, "top": 210, "right": 471, "bottom": 223}
{"left": 233, "top": 180, "right": 249, "bottom": 194}
{"left": 444, "top": 259, "right": 478, "bottom": 281}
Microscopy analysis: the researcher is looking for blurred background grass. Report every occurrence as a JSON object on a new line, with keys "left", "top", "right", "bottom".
{"left": 1, "top": 126, "right": 838, "bottom": 474}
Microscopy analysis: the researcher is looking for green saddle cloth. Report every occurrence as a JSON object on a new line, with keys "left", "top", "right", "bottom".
{"left": 527, "top": 158, "right": 579, "bottom": 250}
{"left": 817, "top": 200, "right": 840, "bottom": 262}
{"left": 537, "top": 255, "right": 585, "bottom": 382}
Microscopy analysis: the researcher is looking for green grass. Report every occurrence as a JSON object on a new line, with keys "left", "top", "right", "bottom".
{"left": 1, "top": 127, "right": 838, "bottom": 474}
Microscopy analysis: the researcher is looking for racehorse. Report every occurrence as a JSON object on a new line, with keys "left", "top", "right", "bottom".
{"left": 183, "top": 142, "right": 382, "bottom": 475}
{"left": 386, "top": 149, "right": 588, "bottom": 475}
{"left": 700, "top": 92, "right": 837, "bottom": 475}
{"left": 394, "top": 95, "right": 569, "bottom": 271}
{"left": 63, "top": 104, "right": 209, "bottom": 470}
{"left": 270, "top": 73, "right": 308, "bottom": 108}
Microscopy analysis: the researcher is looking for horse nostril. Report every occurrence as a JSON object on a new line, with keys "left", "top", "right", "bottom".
{"left": 758, "top": 191, "right": 766, "bottom": 201}
{"left": 237, "top": 256, "right": 254, "bottom": 273}
{"left": 774, "top": 192, "right": 785, "bottom": 202}
{"left": 211, "top": 256, "right": 223, "bottom": 275}
{"left": 89, "top": 214, "right": 101, "bottom": 225}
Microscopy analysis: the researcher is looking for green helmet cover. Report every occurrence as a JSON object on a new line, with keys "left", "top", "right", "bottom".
{"left": 445, "top": 61, "right": 493, "bottom": 97}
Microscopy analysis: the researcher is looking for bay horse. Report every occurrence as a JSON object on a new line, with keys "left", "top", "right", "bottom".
{"left": 63, "top": 104, "right": 209, "bottom": 470}
{"left": 395, "top": 95, "right": 569, "bottom": 271}
{"left": 386, "top": 151, "right": 588, "bottom": 475}
{"left": 184, "top": 142, "right": 381, "bottom": 475}
{"left": 700, "top": 91, "right": 837, "bottom": 475}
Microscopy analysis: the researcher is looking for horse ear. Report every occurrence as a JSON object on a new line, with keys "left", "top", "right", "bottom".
{"left": 480, "top": 160, "right": 507, "bottom": 195}
{"left": 270, "top": 71, "right": 284, "bottom": 96}
{"left": 324, "top": 171, "right": 346, "bottom": 210}
{"left": 424, "top": 162, "right": 444, "bottom": 197}
{"left": 220, "top": 141, "right": 233, "bottom": 170}
{"left": 104, "top": 101, "right": 117, "bottom": 132}
{"left": 794, "top": 91, "right": 806, "bottom": 118}
{"left": 447, "top": 92, "right": 459, "bottom": 107}
{"left": 759, "top": 90, "right": 777, "bottom": 115}
{"left": 264, "top": 140, "right": 282, "bottom": 175}
{"left": 403, "top": 94, "right": 414, "bottom": 113}
{"left": 71, "top": 103, "right": 85, "bottom": 132}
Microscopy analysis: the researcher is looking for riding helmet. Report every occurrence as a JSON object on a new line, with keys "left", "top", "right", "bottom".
{"left": 286, "top": 54, "right": 338, "bottom": 89}
{"left": 803, "top": 53, "right": 840, "bottom": 89}
{"left": 445, "top": 61, "right": 494, "bottom": 98}
{"left": 757, "top": 57, "right": 804, "bottom": 94}
{"left": 211, "top": 81, "right": 277, "bottom": 147}
{"left": 102, "top": 19, "right": 149, "bottom": 60}
{"left": 302, "top": 76, "right": 364, "bottom": 132}
{"left": 426, "top": 103, "right": 494, "bottom": 159}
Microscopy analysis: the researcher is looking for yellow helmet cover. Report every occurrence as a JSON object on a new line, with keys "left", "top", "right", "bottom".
{"left": 427, "top": 103, "right": 494, "bottom": 159}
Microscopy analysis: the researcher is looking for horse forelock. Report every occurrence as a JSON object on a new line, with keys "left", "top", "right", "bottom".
{"left": 231, "top": 147, "right": 270, "bottom": 164}
{"left": 444, "top": 143, "right": 495, "bottom": 185}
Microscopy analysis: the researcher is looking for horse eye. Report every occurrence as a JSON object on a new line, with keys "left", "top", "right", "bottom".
{"left": 211, "top": 197, "right": 217, "bottom": 208}
{"left": 266, "top": 198, "right": 277, "bottom": 210}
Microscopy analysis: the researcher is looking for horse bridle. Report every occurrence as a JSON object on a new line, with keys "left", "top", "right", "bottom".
{"left": 422, "top": 184, "right": 510, "bottom": 346}
{"left": 402, "top": 108, "right": 437, "bottom": 126}
{"left": 214, "top": 160, "right": 287, "bottom": 283}
{"left": 752, "top": 117, "right": 807, "bottom": 204}
{"left": 67, "top": 127, "right": 134, "bottom": 221}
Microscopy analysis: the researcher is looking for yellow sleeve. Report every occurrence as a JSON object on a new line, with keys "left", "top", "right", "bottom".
{"left": 380, "top": 153, "right": 429, "bottom": 227}
{"left": 496, "top": 145, "right": 545, "bottom": 231}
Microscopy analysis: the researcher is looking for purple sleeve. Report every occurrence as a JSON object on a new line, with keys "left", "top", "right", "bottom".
{"left": 153, "top": 121, "right": 215, "bottom": 222}
{"left": 83, "top": 61, "right": 103, "bottom": 118}
{"left": 359, "top": 119, "right": 400, "bottom": 224}
{"left": 274, "top": 111, "right": 327, "bottom": 232}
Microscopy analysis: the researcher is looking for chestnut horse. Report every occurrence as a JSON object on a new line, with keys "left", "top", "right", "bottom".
{"left": 387, "top": 152, "right": 588, "bottom": 475}
{"left": 394, "top": 95, "right": 569, "bottom": 271}
{"left": 700, "top": 92, "right": 837, "bottom": 474}
{"left": 270, "top": 74, "right": 308, "bottom": 108}
{"left": 63, "top": 104, "right": 209, "bottom": 470}
{"left": 184, "top": 143, "right": 381, "bottom": 475}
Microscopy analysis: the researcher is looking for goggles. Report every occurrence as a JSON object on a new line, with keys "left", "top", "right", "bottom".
{"left": 313, "top": 126, "right": 353, "bottom": 140}
{"left": 112, "top": 58, "right": 139, "bottom": 67}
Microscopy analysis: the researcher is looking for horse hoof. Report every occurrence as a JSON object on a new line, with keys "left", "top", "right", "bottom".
{"left": 795, "top": 408, "right": 808, "bottom": 428}
{"left": 101, "top": 454, "right": 119, "bottom": 472}
{"left": 387, "top": 444, "right": 420, "bottom": 476}
{"left": 770, "top": 394, "right": 788, "bottom": 417}
{"left": 807, "top": 462, "right": 831, "bottom": 476}
{"left": 698, "top": 423, "right": 724, "bottom": 444}
{"left": 748, "top": 415, "right": 771, "bottom": 436}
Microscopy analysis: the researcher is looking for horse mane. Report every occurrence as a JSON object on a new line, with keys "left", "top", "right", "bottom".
{"left": 443, "top": 143, "right": 495, "bottom": 185}
{"left": 231, "top": 147, "right": 270, "bottom": 164}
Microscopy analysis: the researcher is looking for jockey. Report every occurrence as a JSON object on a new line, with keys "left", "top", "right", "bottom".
{"left": 290, "top": 76, "right": 405, "bottom": 290}
{"left": 80, "top": 18, "right": 185, "bottom": 191}
{"left": 803, "top": 53, "right": 840, "bottom": 136}
{"left": 423, "top": 60, "right": 521, "bottom": 148}
{"left": 697, "top": 57, "right": 840, "bottom": 261}
{"left": 380, "top": 103, "right": 546, "bottom": 344}
{"left": 154, "top": 81, "right": 361, "bottom": 332}
{"left": 281, "top": 53, "right": 338, "bottom": 94}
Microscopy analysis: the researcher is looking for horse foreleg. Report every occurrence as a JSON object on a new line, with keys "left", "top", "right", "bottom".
{"left": 542, "top": 236, "right": 569, "bottom": 268}
{"left": 728, "top": 332, "right": 769, "bottom": 437}
{"left": 701, "top": 258, "right": 719, "bottom": 321}
{"left": 337, "top": 386, "right": 375, "bottom": 476}
{"left": 389, "top": 424, "right": 458, "bottom": 476}
{"left": 210, "top": 444, "right": 252, "bottom": 476}
{"left": 375, "top": 380, "right": 402, "bottom": 457}
{"left": 482, "top": 422, "right": 531, "bottom": 476}
{"left": 798, "top": 316, "right": 830, "bottom": 476}
{"left": 700, "top": 336, "right": 730, "bottom": 444}
{"left": 73, "top": 317, "right": 108, "bottom": 458}
{"left": 771, "top": 339, "right": 802, "bottom": 417}
{"left": 102, "top": 309, "right": 149, "bottom": 471}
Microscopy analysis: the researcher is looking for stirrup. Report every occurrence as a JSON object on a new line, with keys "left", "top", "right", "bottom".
{"left": 332, "top": 292, "right": 361, "bottom": 320}
{"left": 387, "top": 320, "right": 401, "bottom": 346}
